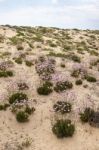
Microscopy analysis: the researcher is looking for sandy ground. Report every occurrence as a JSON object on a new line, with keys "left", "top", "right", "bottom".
{"left": 0, "top": 26, "right": 99, "bottom": 150}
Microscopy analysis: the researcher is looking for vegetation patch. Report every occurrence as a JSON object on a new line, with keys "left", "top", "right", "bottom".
{"left": 0, "top": 70, "right": 13, "bottom": 77}
{"left": 16, "top": 111, "right": 29, "bottom": 123}
{"left": 37, "top": 81, "right": 53, "bottom": 95}
{"left": 9, "top": 92, "right": 28, "bottom": 104}
{"left": 52, "top": 119, "right": 75, "bottom": 138}
{"left": 54, "top": 81, "right": 73, "bottom": 92}
{"left": 53, "top": 101, "right": 72, "bottom": 114}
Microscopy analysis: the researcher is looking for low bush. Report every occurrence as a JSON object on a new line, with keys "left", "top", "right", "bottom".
{"left": 25, "top": 61, "right": 33, "bottom": 67}
{"left": 53, "top": 101, "right": 72, "bottom": 114}
{"left": 25, "top": 106, "right": 35, "bottom": 115}
{"left": 37, "top": 82, "right": 53, "bottom": 95}
{"left": 85, "top": 75, "right": 96, "bottom": 82}
{"left": 0, "top": 103, "right": 10, "bottom": 111}
{"left": 71, "top": 55, "right": 81, "bottom": 63}
{"left": 80, "top": 107, "right": 95, "bottom": 123}
{"left": 18, "top": 82, "right": 29, "bottom": 90}
{"left": 54, "top": 81, "right": 73, "bottom": 92}
{"left": 0, "top": 70, "right": 13, "bottom": 77}
{"left": 75, "top": 79, "right": 82, "bottom": 85}
{"left": 16, "top": 111, "right": 29, "bottom": 123}
{"left": 9, "top": 92, "right": 28, "bottom": 104}
{"left": 52, "top": 119, "right": 75, "bottom": 138}
{"left": 71, "top": 70, "right": 80, "bottom": 78}
{"left": 15, "top": 57, "right": 22, "bottom": 64}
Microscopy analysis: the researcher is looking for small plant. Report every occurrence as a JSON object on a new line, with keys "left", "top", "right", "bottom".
{"left": 16, "top": 111, "right": 29, "bottom": 123}
{"left": 52, "top": 119, "right": 75, "bottom": 138}
{"left": 85, "top": 75, "right": 96, "bottom": 82}
{"left": 25, "top": 60, "right": 33, "bottom": 67}
{"left": 37, "top": 82, "right": 53, "bottom": 95}
{"left": 53, "top": 101, "right": 72, "bottom": 114}
{"left": 0, "top": 70, "right": 13, "bottom": 77}
{"left": 25, "top": 105, "right": 35, "bottom": 115}
{"left": 18, "top": 82, "right": 29, "bottom": 90}
{"left": 71, "top": 55, "right": 81, "bottom": 63}
{"left": 89, "top": 112, "right": 99, "bottom": 128}
{"left": 80, "top": 107, "right": 95, "bottom": 123}
{"left": 15, "top": 57, "right": 22, "bottom": 64}
{"left": 9, "top": 92, "right": 28, "bottom": 104}
{"left": 71, "top": 69, "right": 80, "bottom": 78}
{"left": 75, "top": 79, "right": 82, "bottom": 85}
{"left": 0, "top": 103, "right": 10, "bottom": 111}
{"left": 60, "top": 63, "right": 65, "bottom": 68}
{"left": 17, "top": 44, "right": 24, "bottom": 50}
{"left": 22, "top": 138, "right": 32, "bottom": 148}
{"left": 54, "top": 81, "right": 73, "bottom": 92}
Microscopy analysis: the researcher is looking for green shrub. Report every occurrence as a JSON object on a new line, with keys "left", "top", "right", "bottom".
{"left": 75, "top": 79, "right": 82, "bottom": 85}
{"left": 61, "top": 64, "right": 65, "bottom": 68}
{"left": 53, "top": 101, "right": 72, "bottom": 114}
{"left": 71, "top": 70, "right": 80, "bottom": 78}
{"left": 0, "top": 103, "right": 10, "bottom": 111}
{"left": 15, "top": 57, "right": 22, "bottom": 64}
{"left": 52, "top": 119, "right": 75, "bottom": 138}
{"left": 0, "top": 70, "right": 13, "bottom": 77}
{"left": 37, "top": 81, "right": 53, "bottom": 95}
{"left": 71, "top": 55, "right": 81, "bottom": 63}
{"left": 16, "top": 111, "right": 29, "bottom": 123}
{"left": 85, "top": 75, "right": 96, "bottom": 82}
{"left": 54, "top": 81, "right": 73, "bottom": 92}
{"left": 80, "top": 108, "right": 95, "bottom": 123}
{"left": 9, "top": 92, "right": 28, "bottom": 104}
{"left": 25, "top": 61, "right": 33, "bottom": 67}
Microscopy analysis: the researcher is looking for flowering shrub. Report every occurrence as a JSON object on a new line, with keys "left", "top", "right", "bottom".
{"left": 52, "top": 119, "right": 75, "bottom": 138}
{"left": 0, "top": 61, "right": 13, "bottom": 71}
{"left": 18, "top": 82, "right": 29, "bottom": 90}
{"left": 71, "top": 63, "right": 88, "bottom": 78}
{"left": 36, "top": 56, "right": 55, "bottom": 81}
{"left": 54, "top": 81, "right": 73, "bottom": 92}
{"left": 53, "top": 101, "right": 72, "bottom": 114}
{"left": 9, "top": 92, "right": 28, "bottom": 104}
